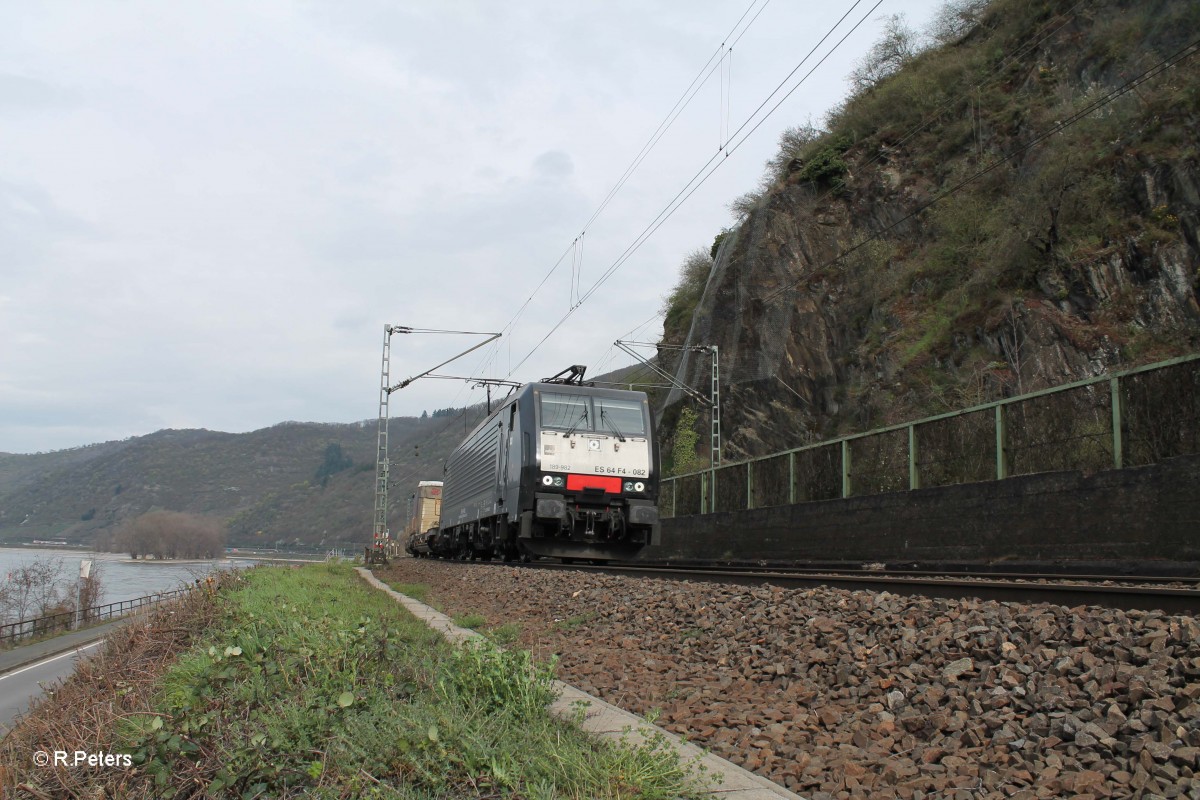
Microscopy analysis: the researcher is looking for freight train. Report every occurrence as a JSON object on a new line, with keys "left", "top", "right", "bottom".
{"left": 403, "top": 481, "right": 442, "bottom": 558}
{"left": 412, "top": 368, "right": 660, "bottom": 562}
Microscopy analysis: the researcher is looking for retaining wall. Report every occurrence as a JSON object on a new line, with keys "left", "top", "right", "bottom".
{"left": 641, "top": 453, "right": 1200, "bottom": 569}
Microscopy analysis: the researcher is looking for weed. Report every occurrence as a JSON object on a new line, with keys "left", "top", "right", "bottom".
{"left": 453, "top": 613, "right": 487, "bottom": 630}
{"left": 553, "top": 611, "right": 598, "bottom": 630}
{"left": 102, "top": 564, "right": 711, "bottom": 798}
{"left": 487, "top": 622, "right": 522, "bottom": 645}
{"left": 391, "top": 582, "right": 431, "bottom": 603}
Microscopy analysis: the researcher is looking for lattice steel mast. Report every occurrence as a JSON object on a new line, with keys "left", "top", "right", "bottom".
{"left": 371, "top": 325, "right": 501, "bottom": 550}
{"left": 373, "top": 325, "right": 411, "bottom": 544}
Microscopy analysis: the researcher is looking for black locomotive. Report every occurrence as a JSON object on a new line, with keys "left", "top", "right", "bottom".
{"left": 431, "top": 368, "right": 660, "bottom": 561}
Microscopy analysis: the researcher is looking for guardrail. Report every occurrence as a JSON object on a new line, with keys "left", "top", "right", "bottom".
{"left": 0, "top": 588, "right": 191, "bottom": 647}
{"left": 660, "top": 352, "right": 1200, "bottom": 517}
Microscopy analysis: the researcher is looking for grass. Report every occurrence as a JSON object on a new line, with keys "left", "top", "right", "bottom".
{"left": 554, "top": 611, "right": 598, "bottom": 631}
{"left": 452, "top": 613, "right": 487, "bottom": 630}
{"left": 114, "top": 563, "right": 709, "bottom": 798}
{"left": 487, "top": 622, "right": 522, "bottom": 646}
{"left": 389, "top": 582, "right": 432, "bottom": 604}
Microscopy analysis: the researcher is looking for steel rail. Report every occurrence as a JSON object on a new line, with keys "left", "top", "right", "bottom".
{"left": 630, "top": 564, "right": 1200, "bottom": 585}
{"left": 513, "top": 562, "right": 1200, "bottom": 615}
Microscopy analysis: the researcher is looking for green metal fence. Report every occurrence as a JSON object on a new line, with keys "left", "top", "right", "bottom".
{"left": 658, "top": 353, "right": 1200, "bottom": 518}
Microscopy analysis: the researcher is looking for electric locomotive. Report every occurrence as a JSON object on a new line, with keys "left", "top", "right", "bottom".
{"left": 435, "top": 366, "right": 660, "bottom": 561}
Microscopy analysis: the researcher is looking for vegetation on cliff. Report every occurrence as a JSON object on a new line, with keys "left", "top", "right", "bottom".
{"left": 661, "top": 0, "right": 1200, "bottom": 463}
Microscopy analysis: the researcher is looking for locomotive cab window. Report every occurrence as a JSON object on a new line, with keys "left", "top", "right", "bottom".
{"left": 540, "top": 392, "right": 590, "bottom": 431}
{"left": 595, "top": 397, "right": 646, "bottom": 437}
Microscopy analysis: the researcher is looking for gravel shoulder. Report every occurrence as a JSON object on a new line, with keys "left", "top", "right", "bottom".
{"left": 376, "top": 559, "right": 1200, "bottom": 800}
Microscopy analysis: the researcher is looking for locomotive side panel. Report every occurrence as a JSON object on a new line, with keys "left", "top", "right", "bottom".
{"left": 441, "top": 417, "right": 504, "bottom": 530}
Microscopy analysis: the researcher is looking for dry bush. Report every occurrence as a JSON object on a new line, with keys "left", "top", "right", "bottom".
{"left": 0, "top": 575, "right": 230, "bottom": 799}
{"left": 113, "top": 510, "right": 226, "bottom": 560}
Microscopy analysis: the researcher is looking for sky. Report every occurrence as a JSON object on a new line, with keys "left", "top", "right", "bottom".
{"left": 1, "top": 0, "right": 946, "bottom": 454}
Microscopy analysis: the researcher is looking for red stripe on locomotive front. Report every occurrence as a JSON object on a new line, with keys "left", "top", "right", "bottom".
{"left": 565, "top": 474, "right": 622, "bottom": 493}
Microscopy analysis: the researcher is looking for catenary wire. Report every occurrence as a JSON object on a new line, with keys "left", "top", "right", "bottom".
{"left": 504, "top": 0, "right": 880, "bottom": 379}
{"left": 460, "top": 0, "right": 777, "bottom": 387}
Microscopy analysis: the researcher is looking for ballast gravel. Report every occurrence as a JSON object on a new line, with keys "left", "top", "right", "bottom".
{"left": 377, "top": 560, "right": 1200, "bottom": 800}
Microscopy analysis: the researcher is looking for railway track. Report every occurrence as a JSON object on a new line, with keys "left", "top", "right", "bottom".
{"left": 522, "top": 562, "right": 1200, "bottom": 615}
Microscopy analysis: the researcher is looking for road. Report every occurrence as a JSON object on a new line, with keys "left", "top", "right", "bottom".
{"left": 0, "top": 640, "right": 105, "bottom": 736}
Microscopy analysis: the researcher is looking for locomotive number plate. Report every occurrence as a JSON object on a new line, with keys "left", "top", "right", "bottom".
{"left": 594, "top": 466, "right": 648, "bottom": 476}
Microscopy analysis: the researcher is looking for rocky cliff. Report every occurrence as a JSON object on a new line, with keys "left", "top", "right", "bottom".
{"left": 660, "top": 0, "right": 1200, "bottom": 465}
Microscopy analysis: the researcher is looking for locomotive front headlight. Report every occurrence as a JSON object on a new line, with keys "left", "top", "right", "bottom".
{"left": 553, "top": 476, "right": 564, "bottom": 487}
{"left": 542, "top": 475, "right": 554, "bottom": 486}
{"left": 623, "top": 481, "right": 633, "bottom": 492}
{"left": 634, "top": 481, "right": 645, "bottom": 492}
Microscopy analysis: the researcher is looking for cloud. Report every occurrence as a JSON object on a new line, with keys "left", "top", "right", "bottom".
{"left": 533, "top": 150, "right": 574, "bottom": 181}
{"left": 0, "top": 1, "right": 947, "bottom": 453}
{"left": 0, "top": 72, "right": 80, "bottom": 112}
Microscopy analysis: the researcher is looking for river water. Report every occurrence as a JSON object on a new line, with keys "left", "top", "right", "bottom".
{"left": 0, "top": 547, "right": 245, "bottom": 620}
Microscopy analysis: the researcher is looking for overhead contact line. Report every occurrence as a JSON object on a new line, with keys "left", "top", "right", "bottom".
{"left": 506, "top": 0, "right": 882, "bottom": 379}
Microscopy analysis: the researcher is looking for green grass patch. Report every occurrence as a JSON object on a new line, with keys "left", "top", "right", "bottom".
{"left": 452, "top": 612, "right": 487, "bottom": 630}
{"left": 122, "top": 563, "right": 708, "bottom": 798}
{"left": 554, "top": 611, "right": 598, "bottom": 630}
{"left": 487, "top": 622, "right": 522, "bottom": 646}
{"left": 389, "top": 581, "right": 432, "bottom": 604}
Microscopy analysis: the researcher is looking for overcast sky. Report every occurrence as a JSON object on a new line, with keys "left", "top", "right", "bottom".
{"left": 2, "top": 1, "right": 945, "bottom": 454}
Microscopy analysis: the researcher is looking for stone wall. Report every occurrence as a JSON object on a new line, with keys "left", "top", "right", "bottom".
{"left": 642, "top": 454, "right": 1200, "bottom": 570}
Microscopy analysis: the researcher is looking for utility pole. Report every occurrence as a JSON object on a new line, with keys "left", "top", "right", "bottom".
{"left": 371, "top": 325, "right": 501, "bottom": 559}
{"left": 373, "top": 325, "right": 409, "bottom": 550}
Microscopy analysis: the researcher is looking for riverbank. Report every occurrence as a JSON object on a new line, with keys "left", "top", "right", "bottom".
{"left": 0, "top": 563, "right": 709, "bottom": 798}
{"left": 0, "top": 548, "right": 241, "bottom": 609}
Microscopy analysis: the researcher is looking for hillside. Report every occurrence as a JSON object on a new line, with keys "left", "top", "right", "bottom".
{"left": 0, "top": 360, "right": 647, "bottom": 550}
{"left": 0, "top": 411, "right": 486, "bottom": 549}
{"left": 658, "top": 0, "right": 1200, "bottom": 465}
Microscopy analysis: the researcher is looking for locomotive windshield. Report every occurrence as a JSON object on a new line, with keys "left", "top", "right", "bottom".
{"left": 595, "top": 396, "right": 646, "bottom": 436}
{"left": 539, "top": 392, "right": 647, "bottom": 437}
{"left": 540, "top": 392, "right": 590, "bottom": 431}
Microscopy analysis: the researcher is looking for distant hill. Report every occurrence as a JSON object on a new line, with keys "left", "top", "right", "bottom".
{"left": 0, "top": 411, "right": 487, "bottom": 549}
{"left": 0, "top": 360, "right": 652, "bottom": 550}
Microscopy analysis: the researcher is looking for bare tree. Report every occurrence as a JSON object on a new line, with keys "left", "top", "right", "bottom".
{"left": 848, "top": 14, "right": 921, "bottom": 92}
{"left": 113, "top": 511, "right": 226, "bottom": 560}
{"left": 928, "top": 0, "right": 989, "bottom": 45}
{"left": 0, "top": 556, "right": 67, "bottom": 624}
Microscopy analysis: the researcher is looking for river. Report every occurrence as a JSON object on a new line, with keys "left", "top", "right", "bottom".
{"left": 0, "top": 547, "right": 245, "bottom": 620}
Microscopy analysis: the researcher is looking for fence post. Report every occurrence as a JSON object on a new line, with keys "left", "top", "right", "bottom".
{"left": 908, "top": 424, "right": 920, "bottom": 490}
{"left": 700, "top": 472, "right": 708, "bottom": 515}
{"left": 1110, "top": 376, "right": 1123, "bottom": 469}
{"left": 841, "top": 439, "right": 852, "bottom": 498}
{"left": 788, "top": 451, "right": 796, "bottom": 504}
{"left": 995, "top": 404, "right": 1009, "bottom": 479}
{"left": 746, "top": 462, "right": 754, "bottom": 510}
{"left": 671, "top": 478, "right": 677, "bottom": 519}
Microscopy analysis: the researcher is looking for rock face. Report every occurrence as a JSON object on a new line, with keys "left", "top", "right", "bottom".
{"left": 381, "top": 560, "right": 1200, "bottom": 800}
{"left": 659, "top": 0, "right": 1200, "bottom": 462}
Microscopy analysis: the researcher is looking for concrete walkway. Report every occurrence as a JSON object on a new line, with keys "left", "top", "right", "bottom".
{"left": 0, "top": 619, "right": 125, "bottom": 676}
{"left": 356, "top": 567, "right": 803, "bottom": 800}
